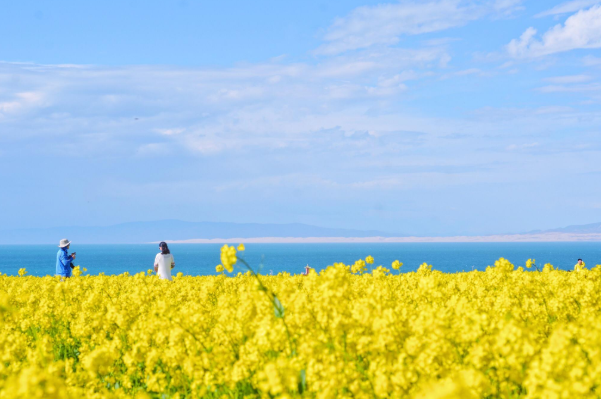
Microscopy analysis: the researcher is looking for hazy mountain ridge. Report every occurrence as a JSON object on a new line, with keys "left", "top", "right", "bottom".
{"left": 0, "top": 220, "right": 394, "bottom": 244}
{"left": 3, "top": 220, "right": 601, "bottom": 245}
{"left": 527, "top": 222, "right": 601, "bottom": 234}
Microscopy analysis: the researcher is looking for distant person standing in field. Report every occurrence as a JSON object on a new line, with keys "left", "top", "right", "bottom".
{"left": 574, "top": 258, "right": 586, "bottom": 272}
{"left": 302, "top": 264, "right": 312, "bottom": 276}
{"left": 56, "top": 239, "right": 76, "bottom": 278}
{"left": 154, "top": 242, "right": 175, "bottom": 280}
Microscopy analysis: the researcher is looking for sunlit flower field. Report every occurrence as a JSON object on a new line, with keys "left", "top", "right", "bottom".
{"left": 1, "top": 247, "right": 600, "bottom": 398}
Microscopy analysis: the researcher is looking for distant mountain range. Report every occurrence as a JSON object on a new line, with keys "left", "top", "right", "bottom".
{"left": 527, "top": 222, "right": 601, "bottom": 234}
{"left": 2, "top": 220, "right": 601, "bottom": 245}
{"left": 0, "top": 220, "right": 394, "bottom": 245}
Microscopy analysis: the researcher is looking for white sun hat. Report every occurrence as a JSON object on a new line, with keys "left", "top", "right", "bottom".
{"left": 58, "top": 239, "right": 71, "bottom": 248}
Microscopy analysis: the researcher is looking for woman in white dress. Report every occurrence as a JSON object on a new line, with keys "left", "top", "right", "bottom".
{"left": 154, "top": 242, "right": 175, "bottom": 280}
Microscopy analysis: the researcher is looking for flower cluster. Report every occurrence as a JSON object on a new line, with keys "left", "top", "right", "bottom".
{"left": 391, "top": 260, "right": 403, "bottom": 270}
{"left": 1, "top": 256, "right": 601, "bottom": 398}
{"left": 217, "top": 244, "right": 238, "bottom": 273}
{"left": 351, "top": 258, "right": 367, "bottom": 274}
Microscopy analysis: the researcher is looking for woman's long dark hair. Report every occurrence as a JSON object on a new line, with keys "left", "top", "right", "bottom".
{"left": 159, "top": 241, "right": 171, "bottom": 255}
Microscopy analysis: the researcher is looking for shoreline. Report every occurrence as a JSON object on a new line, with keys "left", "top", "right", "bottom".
{"left": 165, "top": 233, "right": 601, "bottom": 244}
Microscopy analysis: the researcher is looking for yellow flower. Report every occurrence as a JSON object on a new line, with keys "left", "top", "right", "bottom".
{"left": 215, "top": 264, "right": 224, "bottom": 273}
{"left": 18, "top": 268, "right": 27, "bottom": 277}
{"left": 351, "top": 259, "right": 366, "bottom": 274}
{"left": 237, "top": 243, "right": 245, "bottom": 251}
{"left": 543, "top": 263, "right": 555, "bottom": 272}
{"left": 81, "top": 346, "right": 118, "bottom": 377}
{"left": 2, "top": 254, "right": 601, "bottom": 398}
{"left": 365, "top": 255, "right": 374, "bottom": 264}
{"left": 391, "top": 260, "right": 403, "bottom": 270}
{"left": 220, "top": 244, "right": 237, "bottom": 273}
{"left": 372, "top": 265, "right": 390, "bottom": 277}
{"left": 416, "top": 262, "right": 433, "bottom": 274}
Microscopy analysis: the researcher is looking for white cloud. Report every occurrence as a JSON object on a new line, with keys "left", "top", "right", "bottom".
{"left": 155, "top": 128, "right": 185, "bottom": 136}
{"left": 538, "top": 82, "right": 601, "bottom": 92}
{"left": 535, "top": 0, "right": 601, "bottom": 18}
{"left": 506, "top": 142, "right": 540, "bottom": 151}
{"left": 493, "top": 0, "right": 524, "bottom": 13}
{"left": 315, "top": 0, "right": 523, "bottom": 55}
{"left": 533, "top": 105, "right": 575, "bottom": 114}
{"left": 0, "top": 53, "right": 455, "bottom": 159}
{"left": 1, "top": 58, "right": 597, "bottom": 163}
{"left": 1, "top": 38, "right": 599, "bottom": 204}
{"left": 544, "top": 74, "right": 592, "bottom": 83}
{"left": 583, "top": 55, "right": 601, "bottom": 66}
{"left": 507, "top": 5, "right": 601, "bottom": 58}
{"left": 0, "top": 91, "right": 46, "bottom": 116}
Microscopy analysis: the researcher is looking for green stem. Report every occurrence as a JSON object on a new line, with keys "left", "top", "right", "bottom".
{"left": 236, "top": 257, "right": 296, "bottom": 357}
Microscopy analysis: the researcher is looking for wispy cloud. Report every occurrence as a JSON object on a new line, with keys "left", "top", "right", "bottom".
{"left": 0, "top": 56, "right": 449, "bottom": 160}
{"left": 535, "top": 0, "right": 601, "bottom": 17}
{"left": 155, "top": 128, "right": 185, "bottom": 136}
{"left": 2, "top": 56, "right": 599, "bottom": 163}
{"left": 0, "top": 92, "right": 46, "bottom": 117}
{"left": 583, "top": 55, "right": 601, "bottom": 66}
{"left": 544, "top": 74, "right": 592, "bottom": 83}
{"left": 538, "top": 82, "right": 601, "bottom": 92}
{"left": 507, "top": 5, "right": 601, "bottom": 58}
{"left": 506, "top": 142, "right": 540, "bottom": 151}
{"left": 315, "top": 0, "right": 523, "bottom": 55}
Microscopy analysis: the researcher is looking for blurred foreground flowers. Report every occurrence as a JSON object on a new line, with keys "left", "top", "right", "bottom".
{"left": 2, "top": 256, "right": 601, "bottom": 398}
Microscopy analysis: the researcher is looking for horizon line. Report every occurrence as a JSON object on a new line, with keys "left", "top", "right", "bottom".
{"left": 163, "top": 232, "right": 601, "bottom": 244}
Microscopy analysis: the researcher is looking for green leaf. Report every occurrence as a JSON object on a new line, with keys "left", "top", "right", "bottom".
{"left": 274, "top": 295, "right": 285, "bottom": 318}
{"left": 298, "top": 369, "right": 306, "bottom": 393}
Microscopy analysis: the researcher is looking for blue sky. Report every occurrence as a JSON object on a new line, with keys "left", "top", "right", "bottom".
{"left": 1, "top": 0, "right": 601, "bottom": 236}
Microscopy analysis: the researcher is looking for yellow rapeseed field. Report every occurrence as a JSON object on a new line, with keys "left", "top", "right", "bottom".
{"left": 1, "top": 245, "right": 601, "bottom": 398}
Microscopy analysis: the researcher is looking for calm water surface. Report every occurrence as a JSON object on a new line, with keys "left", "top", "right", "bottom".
{"left": 2, "top": 243, "right": 600, "bottom": 276}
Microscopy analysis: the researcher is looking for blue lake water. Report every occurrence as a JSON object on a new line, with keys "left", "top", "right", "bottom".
{"left": 2, "top": 242, "right": 600, "bottom": 276}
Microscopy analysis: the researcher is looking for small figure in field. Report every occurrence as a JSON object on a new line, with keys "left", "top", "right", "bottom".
{"left": 574, "top": 258, "right": 586, "bottom": 272}
{"left": 56, "top": 239, "right": 76, "bottom": 278}
{"left": 302, "top": 264, "right": 312, "bottom": 276}
{"left": 155, "top": 242, "right": 175, "bottom": 280}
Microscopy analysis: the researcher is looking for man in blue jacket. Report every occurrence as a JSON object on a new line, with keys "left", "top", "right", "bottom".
{"left": 56, "top": 239, "right": 76, "bottom": 278}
